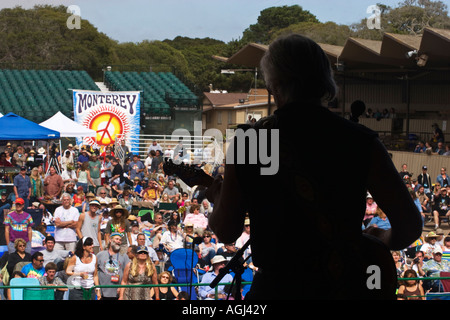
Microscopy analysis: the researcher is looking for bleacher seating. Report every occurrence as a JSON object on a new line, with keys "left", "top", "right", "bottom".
{"left": 0, "top": 69, "right": 100, "bottom": 123}
{"left": 104, "top": 71, "right": 198, "bottom": 116}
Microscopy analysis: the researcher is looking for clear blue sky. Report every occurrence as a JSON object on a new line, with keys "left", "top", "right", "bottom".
{"left": 2, "top": 0, "right": 450, "bottom": 43}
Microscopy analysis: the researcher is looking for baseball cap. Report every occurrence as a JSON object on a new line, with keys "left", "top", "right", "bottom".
{"left": 136, "top": 245, "right": 149, "bottom": 254}
{"left": 15, "top": 198, "right": 25, "bottom": 205}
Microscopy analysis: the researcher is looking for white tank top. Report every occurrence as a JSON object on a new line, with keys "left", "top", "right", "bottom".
{"left": 72, "top": 255, "right": 97, "bottom": 288}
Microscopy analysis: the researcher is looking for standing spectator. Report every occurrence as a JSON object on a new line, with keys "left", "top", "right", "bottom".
{"left": 29, "top": 167, "right": 44, "bottom": 204}
{"left": 399, "top": 163, "right": 412, "bottom": 183}
{"left": 96, "top": 232, "right": 130, "bottom": 300}
{"left": 76, "top": 199, "right": 102, "bottom": 254}
{"left": 60, "top": 150, "right": 74, "bottom": 172}
{"left": 13, "top": 146, "right": 27, "bottom": 167}
{"left": 88, "top": 154, "right": 102, "bottom": 193}
{"left": 110, "top": 157, "right": 125, "bottom": 186}
{"left": 144, "top": 152, "right": 153, "bottom": 176}
{"left": 0, "top": 190, "right": 12, "bottom": 218}
{"left": 103, "top": 155, "right": 113, "bottom": 184}
{"left": 432, "top": 123, "right": 445, "bottom": 143}
{"left": 129, "top": 154, "right": 145, "bottom": 181}
{"left": 104, "top": 205, "right": 132, "bottom": 254}
{"left": 76, "top": 148, "right": 90, "bottom": 167}
{"left": 147, "top": 140, "right": 163, "bottom": 155}
{"left": 173, "top": 140, "right": 190, "bottom": 164}
{"left": 437, "top": 167, "right": 449, "bottom": 188}
{"left": 120, "top": 140, "right": 131, "bottom": 158}
{"left": 76, "top": 162, "right": 93, "bottom": 193}
{"left": 417, "top": 166, "right": 432, "bottom": 196}
{"left": 13, "top": 166, "right": 31, "bottom": 209}
{"left": 44, "top": 166, "right": 64, "bottom": 199}
{"left": 21, "top": 251, "right": 45, "bottom": 278}
{"left": 60, "top": 165, "right": 78, "bottom": 185}
{"left": 4, "top": 198, "right": 34, "bottom": 254}
{"left": 53, "top": 193, "right": 79, "bottom": 252}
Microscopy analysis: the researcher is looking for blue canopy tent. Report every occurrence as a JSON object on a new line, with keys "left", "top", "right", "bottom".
{"left": 0, "top": 113, "right": 60, "bottom": 140}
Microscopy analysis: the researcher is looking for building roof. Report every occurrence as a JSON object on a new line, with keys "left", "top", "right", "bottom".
{"left": 213, "top": 27, "right": 450, "bottom": 72}
{"left": 203, "top": 89, "right": 270, "bottom": 112}
{"left": 203, "top": 92, "right": 249, "bottom": 107}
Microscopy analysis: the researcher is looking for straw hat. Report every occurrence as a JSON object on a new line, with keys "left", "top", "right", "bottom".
{"left": 109, "top": 205, "right": 129, "bottom": 218}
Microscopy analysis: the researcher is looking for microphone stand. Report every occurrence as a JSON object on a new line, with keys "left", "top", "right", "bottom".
{"left": 210, "top": 238, "right": 251, "bottom": 300}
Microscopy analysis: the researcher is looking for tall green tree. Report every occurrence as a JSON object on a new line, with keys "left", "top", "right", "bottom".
{"left": 351, "top": 0, "right": 450, "bottom": 39}
{"left": 0, "top": 5, "right": 118, "bottom": 78}
{"left": 241, "top": 5, "right": 319, "bottom": 44}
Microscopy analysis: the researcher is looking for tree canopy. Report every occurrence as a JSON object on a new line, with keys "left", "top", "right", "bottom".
{"left": 0, "top": 2, "right": 448, "bottom": 92}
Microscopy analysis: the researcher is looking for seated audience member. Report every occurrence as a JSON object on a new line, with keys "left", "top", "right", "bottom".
{"left": 198, "top": 255, "right": 233, "bottom": 300}
{"left": 38, "top": 262, "right": 68, "bottom": 300}
{"left": 40, "top": 235, "right": 70, "bottom": 268}
{"left": 367, "top": 208, "right": 391, "bottom": 230}
{"left": 183, "top": 204, "right": 208, "bottom": 231}
{"left": 21, "top": 251, "right": 45, "bottom": 278}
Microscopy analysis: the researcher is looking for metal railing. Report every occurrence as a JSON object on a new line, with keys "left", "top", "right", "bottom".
{"left": 4, "top": 276, "right": 450, "bottom": 300}
{"left": 0, "top": 281, "right": 253, "bottom": 300}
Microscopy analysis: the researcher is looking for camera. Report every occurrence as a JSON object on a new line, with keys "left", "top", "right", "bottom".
{"left": 413, "top": 257, "right": 420, "bottom": 264}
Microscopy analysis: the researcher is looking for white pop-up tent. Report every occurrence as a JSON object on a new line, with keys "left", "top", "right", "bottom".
{"left": 40, "top": 111, "right": 96, "bottom": 138}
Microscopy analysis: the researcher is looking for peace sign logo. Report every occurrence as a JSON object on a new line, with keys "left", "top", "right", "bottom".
{"left": 83, "top": 105, "right": 130, "bottom": 146}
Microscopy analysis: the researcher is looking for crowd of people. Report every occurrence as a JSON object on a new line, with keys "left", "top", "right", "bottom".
{"left": 2, "top": 134, "right": 450, "bottom": 300}
{"left": 363, "top": 161, "right": 450, "bottom": 300}
{"left": 0, "top": 140, "right": 250, "bottom": 300}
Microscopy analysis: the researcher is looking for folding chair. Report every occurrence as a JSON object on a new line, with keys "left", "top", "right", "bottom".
{"left": 169, "top": 248, "right": 198, "bottom": 300}
{"left": 9, "top": 277, "right": 40, "bottom": 300}
{"left": 23, "top": 287, "right": 55, "bottom": 300}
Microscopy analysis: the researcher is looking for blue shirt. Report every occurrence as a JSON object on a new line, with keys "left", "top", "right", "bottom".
{"left": 21, "top": 263, "right": 45, "bottom": 279}
{"left": 77, "top": 154, "right": 89, "bottom": 164}
{"left": 13, "top": 174, "right": 31, "bottom": 198}
{"left": 368, "top": 216, "right": 391, "bottom": 230}
{"left": 199, "top": 271, "right": 233, "bottom": 299}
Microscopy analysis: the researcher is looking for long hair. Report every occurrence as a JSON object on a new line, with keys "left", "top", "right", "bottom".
{"left": 260, "top": 33, "right": 337, "bottom": 104}
{"left": 130, "top": 256, "right": 154, "bottom": 278}
{"left": 74, "top": 237, "right": 94, "bottom": 259}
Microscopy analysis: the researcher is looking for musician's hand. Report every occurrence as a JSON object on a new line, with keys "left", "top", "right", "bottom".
{"left": 205, "top": 175, "right": 223, "bottom": 203}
